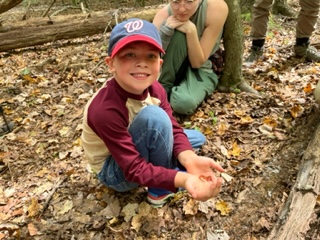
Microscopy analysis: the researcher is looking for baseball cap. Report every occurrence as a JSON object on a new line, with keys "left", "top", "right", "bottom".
{"left": 108, "top": 18, "right": 165, "bottom": 58}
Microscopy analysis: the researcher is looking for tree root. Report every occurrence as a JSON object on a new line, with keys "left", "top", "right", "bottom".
{"left": 217, "top": 79, "right": 262, "bottom": 97}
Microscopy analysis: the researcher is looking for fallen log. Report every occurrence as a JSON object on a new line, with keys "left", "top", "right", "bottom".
{"left": 0, "top": 0, "right": 23, "bottom": 14}
{"left": 0, "top": 7, "right": 161, "bottom": 52}
{"left": 268, "top": 116, "right": 320, "bottom": 240}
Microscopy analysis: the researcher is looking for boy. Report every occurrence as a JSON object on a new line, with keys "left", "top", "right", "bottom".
{"left": 81, "top": 18, "right": 224, "bottom": 207}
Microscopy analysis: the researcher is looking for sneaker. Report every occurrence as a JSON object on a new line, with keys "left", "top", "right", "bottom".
{"left": 147, "top": 188, "right": 175, "bottom": 207}
{"left": 294, "top": 43, "right": 320, "bottom": 62}
{"left": 245, "top": 46, "right": 263, "bottom": 63}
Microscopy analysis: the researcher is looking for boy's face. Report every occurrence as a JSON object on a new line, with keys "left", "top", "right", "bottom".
{"left": 106, "top": 41, "right": 163, "bottom": 95}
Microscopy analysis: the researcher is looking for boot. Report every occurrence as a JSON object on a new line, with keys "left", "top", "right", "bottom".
{"left": 294, "top": 43, "right": 320, "bottom": 62}
{"left": 245, "top": 46, "right": 264, "bottom": 63}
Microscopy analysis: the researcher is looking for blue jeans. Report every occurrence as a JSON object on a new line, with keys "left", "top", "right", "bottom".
{"left": 97, "top": 105, "right": 206, "bottom": 192}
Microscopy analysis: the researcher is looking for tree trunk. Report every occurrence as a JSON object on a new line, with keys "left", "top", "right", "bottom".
{"left": 267, "top": 119, "right": 320, "bottom": 239}
{"left": 219, "top": 0, "right": 243, "bottom": 92}
{"left": 219, "top": 0, "right": 258, "bottom": 94}
{"left": 0, "top": 8, "right": 160, "bottom": 52}
{"left": 0, "top": 0, "right": 22, "bottom": 14}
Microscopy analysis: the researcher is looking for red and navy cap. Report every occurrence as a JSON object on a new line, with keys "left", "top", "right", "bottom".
{"left": 108, "top": 18, "right": 165, "bottom": 58}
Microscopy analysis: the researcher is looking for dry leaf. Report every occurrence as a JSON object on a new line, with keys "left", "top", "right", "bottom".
{"left": 240, "top": 116, "right": 254, "bottom": 125}
{"left": 221, "top": 173, "right": 233, "bottom": 183}
{"left": 217, "top": 123, "right": 227, "bottom": 136}
{"left": 303, "top": 83, "right": 313, "bottom": 94}
{"left": 230, "top": 141, "right": 241, "bottom": 157}
{"left": 28, "top": 222, "right": 38, "bottom": 236}
{"left": 289, "top": 105, "right": 304, "bottom": 118}
{"left": 215, "top": 200, "right": 231, "bottom": 216}
{"left": 100, "top": 198, "right": 121, "bottom": 219}
{"left": 220, "top": 145, "right": 229, "bottom": 157}
{"left": 263, "top": 117, "right": 278, "bottom": 129}
{"left": 131, "top": 214, "right": 143, "bottom": 232}
{"left": 207, "top": 229, "right": 230, "bottom": 240}
{"left": 59, "top": 126, "right": 70, "bottom": 137}
{"left": 121, "top": 203, "right": 138, "bottom": 222}
{"left": 183, "top": 198, "right": 198, "bottom": 215}
{"left": 58, "top": 200, "right": 73, "bottom": 215}
{"left": 234, "top": 110, "right": 245, "bottom": 118}
{"left": 27, "top": 197, "right": 40, "bottom": 217}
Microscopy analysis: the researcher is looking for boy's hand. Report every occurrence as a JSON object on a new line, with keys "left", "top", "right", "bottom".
{"left": 178, "top": 150, "right": 224, "bottom": 179}
{"left": 185, "top": 174, "right": 223, "bottom": 201}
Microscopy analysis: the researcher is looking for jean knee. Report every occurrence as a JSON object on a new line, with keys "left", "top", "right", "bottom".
{"left": 184, "top": 129, "right": 206, "bottom": 149}
{"left": 137, "top": 105, "right": 172, "bottom": 128}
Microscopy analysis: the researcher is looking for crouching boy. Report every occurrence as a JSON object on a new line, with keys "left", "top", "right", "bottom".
{"left": 81, "top": 18, "right": 224, "bottom": 207}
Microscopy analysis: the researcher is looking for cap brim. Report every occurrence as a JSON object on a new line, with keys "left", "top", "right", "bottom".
{"left": 111, "top": 35, "right": 165, "bottom": 58}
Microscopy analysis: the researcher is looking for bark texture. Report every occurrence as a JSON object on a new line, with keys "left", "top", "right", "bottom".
{"left": 0, "top": 0, "right": 22, "bottom": 14}
{"left": 268, "top": 119, "right": 320, "bottom": 239}
{"left": 219, "top": 0, "right": 252, "bottom": 93}
{"left": 0, "top": 8, "right": 160, "bottom": 52}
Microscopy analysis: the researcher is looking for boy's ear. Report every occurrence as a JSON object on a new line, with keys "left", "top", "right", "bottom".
{"left": 159, "top": 58, "right": 163, "bottom": 66}
{"left": 105, "top": 56, "right": 115, "bottom": 73}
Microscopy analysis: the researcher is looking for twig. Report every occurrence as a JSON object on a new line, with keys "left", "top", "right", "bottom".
{"left": 30, "top": 57, "right": 57, "bottom": 70}
{"left": 51, "top": 6, "right": 81, "bottom": 17}
{"left": 80, "top": 2, "right": 87, "bottom": 14}
{"left": 39, "top": 175, "right": 68, "bottom": 217}
{"left": 61, "top": 59, "right": 71, "bottom": 74}
{"left": 42, "top": 0, "right": 56, "bottom": 17}
{"left": 91, "top": 59, "right": 105, "bottom": 73}
{"left": 113, "top": 9, "right": 120, "bottom": 25}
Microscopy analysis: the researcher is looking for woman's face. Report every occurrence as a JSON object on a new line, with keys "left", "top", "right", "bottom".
{"left": 169, "top": 0, "right": 200, "bottom": 21}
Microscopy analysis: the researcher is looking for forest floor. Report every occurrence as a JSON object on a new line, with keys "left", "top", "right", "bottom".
{"left": 0, "top": 1, "right": 320, "bottom": 239}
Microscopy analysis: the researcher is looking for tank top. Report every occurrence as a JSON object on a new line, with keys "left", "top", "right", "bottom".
{"left": 168, "top": 0, "right": 222, "bottom": 56}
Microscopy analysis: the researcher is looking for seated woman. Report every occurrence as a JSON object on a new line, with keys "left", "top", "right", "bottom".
{"left": 153, "top": 0, "right": 228, "bottom": 115}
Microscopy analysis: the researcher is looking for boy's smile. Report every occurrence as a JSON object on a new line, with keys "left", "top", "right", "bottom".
{"left": 106, "top": 42, "right": 163, "bottom": 95}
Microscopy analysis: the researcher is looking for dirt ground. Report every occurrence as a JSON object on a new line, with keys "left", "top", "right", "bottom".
{"left": 0, "top": 1, "right": 320, "bottom": 239}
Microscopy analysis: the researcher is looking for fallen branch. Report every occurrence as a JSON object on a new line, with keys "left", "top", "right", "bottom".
{"left": 0, "top": 7, "right": 162, "bottom": 52}
{"left": 39, "top": 175, "right": 69, "bottom": 217}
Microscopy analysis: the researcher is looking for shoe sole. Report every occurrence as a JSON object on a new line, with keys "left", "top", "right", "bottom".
{"left": 147, "top": 193, "right": 175, "bottom": 207}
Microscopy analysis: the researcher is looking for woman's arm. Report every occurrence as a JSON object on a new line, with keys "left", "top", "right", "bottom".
{"left": 186, "top": 0, "right": 228, "bottom": 68}
{"left": 153, "top": 6, "right": 169, "bottom": 29}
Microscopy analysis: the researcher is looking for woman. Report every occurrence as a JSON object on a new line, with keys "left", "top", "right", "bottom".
{"left": 153, "top": 0, "right": 228, "bottom": 115}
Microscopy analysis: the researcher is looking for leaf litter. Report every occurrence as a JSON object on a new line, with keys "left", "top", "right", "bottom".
{"left": 0, "top": 7, "right": 320, "bottom": 240}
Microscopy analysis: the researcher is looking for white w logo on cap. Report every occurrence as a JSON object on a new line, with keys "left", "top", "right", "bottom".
{"left": 124, "top": 19, "right": 144, "bottom": 33}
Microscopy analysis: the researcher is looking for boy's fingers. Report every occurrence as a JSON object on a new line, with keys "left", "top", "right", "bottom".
{"left": 210, "top": 161, "right": 224, "bottom": 172}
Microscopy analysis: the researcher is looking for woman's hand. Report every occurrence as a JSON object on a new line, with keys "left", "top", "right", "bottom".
{"left": 165, "top": 16, "right": 186, "bottom": 30}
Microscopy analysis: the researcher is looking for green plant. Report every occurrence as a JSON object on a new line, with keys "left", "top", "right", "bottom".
{"left": 241, "top": 12, "right": 252, "bottom": 22}
{"left": 209, "top": 111, "right": 218, "bottom": 125}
